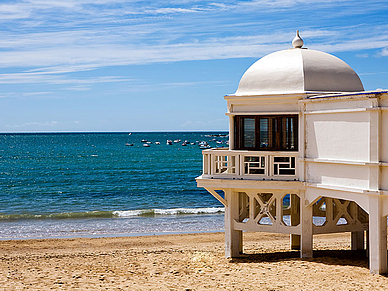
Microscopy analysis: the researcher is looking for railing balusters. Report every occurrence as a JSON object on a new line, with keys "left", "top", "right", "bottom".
{"left": 202, "top": 148, "right": 298, "bottom": 180}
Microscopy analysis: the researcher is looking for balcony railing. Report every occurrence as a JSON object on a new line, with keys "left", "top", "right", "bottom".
{"left": 202, "top": 148, "right": 299, "bottom": 181}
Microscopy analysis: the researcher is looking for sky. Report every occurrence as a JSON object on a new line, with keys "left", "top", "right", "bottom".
{"left": 1, "top": 0, "right": 388, "bottom": 132}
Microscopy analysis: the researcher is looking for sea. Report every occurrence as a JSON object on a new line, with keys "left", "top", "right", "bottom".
{"left": 0, "top": 132, "right": 227, "bottom": 240}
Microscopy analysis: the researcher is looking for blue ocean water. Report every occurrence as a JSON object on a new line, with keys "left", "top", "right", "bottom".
{"left": 0, "top": 132, "right": 227, "bottom": 239}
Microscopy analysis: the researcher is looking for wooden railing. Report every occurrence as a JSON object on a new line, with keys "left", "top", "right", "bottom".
{"left": 202, "top": 148, "right": 299, "bottom": 181}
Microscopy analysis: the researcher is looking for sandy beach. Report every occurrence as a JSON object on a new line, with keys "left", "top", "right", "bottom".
{"left": 0, "top": 231, "right": 387, "bottom": 290}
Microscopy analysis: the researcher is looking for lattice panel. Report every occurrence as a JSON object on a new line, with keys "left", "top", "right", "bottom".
{"left": 312, "top": 197, "right": 368, "bottom": 234}
{"left": 214, "top": 155, "right": 236, "bottom": 174}
{"left": 273, "top": 156, "right": 296, "bottom": 176}
{"left": 243, "top": 156, "right": 266, "bottom": 175}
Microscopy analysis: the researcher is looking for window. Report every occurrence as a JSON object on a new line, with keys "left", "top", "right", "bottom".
{"left": 235, "top": 115, "right": 298, "bottom": 151}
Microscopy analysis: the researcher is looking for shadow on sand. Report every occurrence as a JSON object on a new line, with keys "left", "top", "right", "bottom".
{"left": 230, "top": 249, "right": 369, "bottom": 269}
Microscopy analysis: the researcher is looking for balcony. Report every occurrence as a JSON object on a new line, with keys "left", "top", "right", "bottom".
{"left": 201, "top": 148, "right": 299, "bottom": 181}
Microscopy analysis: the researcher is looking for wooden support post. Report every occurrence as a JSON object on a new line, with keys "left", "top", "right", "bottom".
{"left": 291, "top": 234, "right": 301, "bottom": 250}
{"left": 351, "top": 231, "right": 364, "bottom": 250}
{"left": 300, "top": 191, "right": 313, "bottom": 258}
{"left": 225, "top": 189, "right": 242, "bottom": 258}
{"left": 368, "top": 196, "right": 387, "bottom": 274}
{"left": 366, "top": 230, "right": 369, "bottom": 258}
{"left": 290, "top": 193, "right": 301, "bottom": 250}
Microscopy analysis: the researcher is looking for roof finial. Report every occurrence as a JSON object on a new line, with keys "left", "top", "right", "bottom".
{"left": 292, "top": 30, "right": 304, "bottom": 48}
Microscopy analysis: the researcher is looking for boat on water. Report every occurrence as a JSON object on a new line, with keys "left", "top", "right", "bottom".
{"left": 155, "top": 141, "right": 161, "bottom": 145}
{"left": 141, "top": 139, "right": 147, "bottom": 143}
{"left": 125, "top": 143, "right": 134, "bottom": 146}
{"left": 143, "top": 143, "right": 150, "bottom": 147}
{"left": 182, "top": 142, "right": 187, "bottom": 146}
{"left": 166, "top": 140, "right": 173, "bottom": 145}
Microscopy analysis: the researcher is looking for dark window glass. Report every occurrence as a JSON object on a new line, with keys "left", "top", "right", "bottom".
{"left": 282, "top": 117, "right": 298, "bottom": 150}
{"left": 259, "top": 118, "right": 269, "bottom": 148}
{"left": 243, "top": 118, "right": 255, "bottom": 148}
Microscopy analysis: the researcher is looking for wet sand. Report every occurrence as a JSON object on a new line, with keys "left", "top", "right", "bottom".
{"left": 0, "top": 232, "right": 387, "bottom": 290}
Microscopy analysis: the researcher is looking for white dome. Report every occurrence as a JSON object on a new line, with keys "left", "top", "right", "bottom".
{"left": 235, "top": 48, "right": 364, "bottom": 96}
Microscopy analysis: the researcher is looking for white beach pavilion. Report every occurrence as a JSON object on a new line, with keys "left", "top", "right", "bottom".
{"left": 196, "top": 31, "right": 388, "bottom": 274}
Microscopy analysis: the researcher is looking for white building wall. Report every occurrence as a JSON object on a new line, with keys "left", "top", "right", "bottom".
{"left": 306, "top": 162, "right": 370, "bottom": 189}
{"left": 381, "top": 168, "right": 388, "bottom": 191}
{"left": 305, "top": 111, "right": 370, "bottom": 162}
{"left": 232, "top": 102, "right": 299, "bottom": 113}
{"left": 381, "top": 110, "right": 388, "bottom": 163}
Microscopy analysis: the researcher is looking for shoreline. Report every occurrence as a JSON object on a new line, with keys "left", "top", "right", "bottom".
{"left": 1, "top": 231, "right": 388, "bottom": 290}
{"left": 0, "top": 229, "right": 224, "bottom": 241}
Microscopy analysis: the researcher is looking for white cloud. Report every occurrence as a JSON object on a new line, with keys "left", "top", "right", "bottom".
{"left": 0, "top": 0, "right": 387, "bottom": 79}
{"left": 0, "top": 91, "right": 53, "bottom": 98}
{"left": 6, "top": 121, "right": 58, "bottom": 128}
{"left": 5, "top": 120, "right": 81, "bottom": 128}
{"left": 356, "top": 53, "right": 369, "bottom": 58}
{"left": 0, "top": 72, "right": 135, "bottom": 85}
{"left": 379, "top": 48, "right": 388, "bottom": 57}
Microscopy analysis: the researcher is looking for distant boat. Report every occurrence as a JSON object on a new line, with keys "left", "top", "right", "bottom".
{"left": 141, "top": 139, "right": 147, "bottom": 143}
{"left": 166, "top": 140, "right": 172, "bottom": 145}
{"left": 125, "top": 143, "right": 134, "bottom": 146}
{"left": 146, "top": 141, "right": 152, "bottom": 144}
{"left": 128, "top": 133, "right": 132, "bottom": 136}
{"left": 155, "top": 141, "right": 161, "bottom": 145}
{"left": 143, "top": 143, "right": 150, "bottom": 147}
{"left": 182, "top": 142, "right": 187, "bottom": 146}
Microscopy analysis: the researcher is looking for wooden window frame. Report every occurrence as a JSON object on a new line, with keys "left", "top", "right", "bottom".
{"left": 234, "top": 115, "right": 298, "bottom": 151}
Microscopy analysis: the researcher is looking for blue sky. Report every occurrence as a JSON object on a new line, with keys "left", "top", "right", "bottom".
{"left": 1, "top": 0, "right": 388, "bottom": 132}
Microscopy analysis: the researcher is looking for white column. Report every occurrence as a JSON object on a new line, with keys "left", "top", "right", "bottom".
{"left": 368, "top": 195, "right": 387, "bottom": 274}
{"left": 298, "top": 106, "right": 306, "bottom": 182}
{"left": 300, "top": 191, "right": 313, "bottom": 258}
{"left": 229, "top": 115, "right": 234, "bottom": 150}
{"left": 225, "top": 189, "right": 242, "bottom": 258}
{"left": 351, "top": 203, "right": 364, "bottom": 250}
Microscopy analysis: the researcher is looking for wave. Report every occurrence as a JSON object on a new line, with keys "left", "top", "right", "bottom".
{"left": 113, "top": 207, "right": 225, "bottom": 217}
{"left": 0, "top": 207, "right": 225, "bottom": 221}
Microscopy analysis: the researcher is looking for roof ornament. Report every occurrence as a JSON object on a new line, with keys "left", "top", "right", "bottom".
{"left": 292, "top": 30, "right": 304, "bottom": 48}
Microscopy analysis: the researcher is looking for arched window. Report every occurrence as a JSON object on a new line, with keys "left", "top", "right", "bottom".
{"left": 234, "top": 115, "right": 298, "bottom": 151}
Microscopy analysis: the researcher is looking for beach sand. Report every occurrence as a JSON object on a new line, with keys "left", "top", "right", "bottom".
{"left": 0, "top": 232, "right": 387, "bottom": 290}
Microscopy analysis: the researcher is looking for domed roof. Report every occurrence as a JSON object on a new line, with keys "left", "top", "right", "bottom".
{"left": 234, "top": 32, "right": 364, "bottom": 96}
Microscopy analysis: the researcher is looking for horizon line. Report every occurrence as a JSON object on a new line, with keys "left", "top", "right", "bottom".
{"left": 0, "top": 130, "right": 229, "bottom": 134}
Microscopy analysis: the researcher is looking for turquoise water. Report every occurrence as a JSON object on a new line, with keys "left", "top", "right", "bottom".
{"left": 0, "top": 132, "right": 227, "bottom": 239}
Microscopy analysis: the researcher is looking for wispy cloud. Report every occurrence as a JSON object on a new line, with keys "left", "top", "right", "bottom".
{"left": 0, "top": 91, "right": 53, "bottom": 98}
{"left": 5, "top": 120, "right": 80, "bottom": 128}
{"left": 379, "top": 48, "right": 388, "bottom": 57}
{"left": 0, "top": 71, "right": 134, "bottom": 85}
{"left": 0, "top": 0, "right": 387, "bottom": 83}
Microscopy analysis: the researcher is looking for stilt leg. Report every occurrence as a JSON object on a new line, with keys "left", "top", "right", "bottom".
{"left": 291, "top": 235, "right": 301, "bottom": 250}
{"left": 225, "top": 189, "right": 242, "bottom": 258}
{"left": 300, "top": 191, "right": 313, "bottom": 258}
{"left": 368, "top": 196, "right": 387, "bottom": 274}
{"left": 351, "top": 231, "right": 364, "bottom": 250}
{"left": 290, "top": 194, "right": 301, "bottom": 250}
